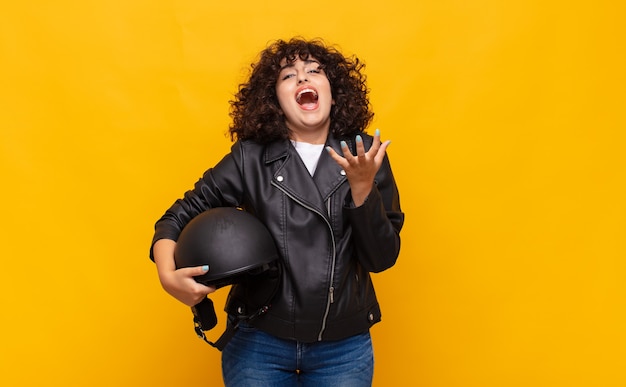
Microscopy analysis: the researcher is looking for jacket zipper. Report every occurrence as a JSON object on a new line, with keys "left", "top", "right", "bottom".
{"left": 318, "top": 198, "right": 336, "bottom": 340}
{"left": 271, "top": 181, "right": 337, "bottom": 341}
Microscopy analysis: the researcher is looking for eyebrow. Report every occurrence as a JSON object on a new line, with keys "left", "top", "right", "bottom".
{"left": 279, "top": 59, "right": 321, "bottom": 71}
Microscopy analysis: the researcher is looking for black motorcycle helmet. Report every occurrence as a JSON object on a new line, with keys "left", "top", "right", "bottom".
{"left": 173, "top": 207, "right": 282, "bottom": 350}
{"left": 174, "top": 207, "right": 280, "bottom": 289}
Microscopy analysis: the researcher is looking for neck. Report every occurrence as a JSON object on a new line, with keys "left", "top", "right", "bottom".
{"left": 289, "top": 128, "right": 329, "bottom": 145}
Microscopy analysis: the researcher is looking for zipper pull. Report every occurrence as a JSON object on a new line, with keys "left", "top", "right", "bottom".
{"left": 329, "top": 286, "right": 335, "bottom": 304}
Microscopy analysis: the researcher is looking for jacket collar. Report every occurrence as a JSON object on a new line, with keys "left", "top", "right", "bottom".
{"left": 264, "top": 138, "right": 291, "bottom": 164}
{"left": 264, "top": 134, "right": 349, "bottom": 213}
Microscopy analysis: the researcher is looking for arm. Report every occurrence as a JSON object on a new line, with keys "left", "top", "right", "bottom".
{"left": 149, "top": 144, "right": 245, "bottom": 305}
{"left": 326, "top": 129, "right": 404, "bottom": 272}
{"left": 345, "top": 175, "right": 403, "bottom": 273}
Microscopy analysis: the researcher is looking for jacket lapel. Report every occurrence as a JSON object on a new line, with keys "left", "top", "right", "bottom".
{"left": 264, "top": 137, "right": 347, "bottom": 215}
{"left": 313, "top": 136, "right": 349, "bottom": 200}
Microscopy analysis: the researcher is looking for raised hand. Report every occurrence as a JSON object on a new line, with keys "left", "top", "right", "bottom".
{"left": 326, "top": 129, "right": 391, "bottom": 206}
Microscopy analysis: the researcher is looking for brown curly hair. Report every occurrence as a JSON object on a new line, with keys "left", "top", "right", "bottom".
{"left": 228, "top": 38, "right": 373, "bottom": 144}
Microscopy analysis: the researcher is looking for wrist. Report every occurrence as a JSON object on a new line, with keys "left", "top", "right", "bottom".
{"left": 351, "top": 186, "right": 372, "bottom": 207}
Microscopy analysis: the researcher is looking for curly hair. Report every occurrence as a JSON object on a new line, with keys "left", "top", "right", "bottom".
{"left": 228, "top": 38, "right": 373, "bottom": 144}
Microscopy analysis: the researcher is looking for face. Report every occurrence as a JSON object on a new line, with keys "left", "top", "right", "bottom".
{"left": 276, "top": 56, "right": 333, "bottom": 143}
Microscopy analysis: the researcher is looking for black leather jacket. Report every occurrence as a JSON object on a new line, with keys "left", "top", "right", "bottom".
{"left": 151, "top": 133, "right": 404, "bottom": 342}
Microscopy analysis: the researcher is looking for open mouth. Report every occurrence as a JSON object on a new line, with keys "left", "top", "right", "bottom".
{"left": 295, "top": 87, "right": 319, "bottom": 108}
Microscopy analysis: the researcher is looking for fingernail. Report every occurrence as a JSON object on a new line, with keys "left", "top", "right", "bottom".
{"left": 325, "top": 146, "right": 332, "bottom": 152}
{"left": 340, "top": 141, "right": 347, "bottom": 148}
{"left": 202, "top": 265, "right": 209, "bottom": 272}
{"left": 375, "top": 128, "right": 380, "bottom": 136}
{"left": 356, "top": 135, "right": 362, "bottom": 143}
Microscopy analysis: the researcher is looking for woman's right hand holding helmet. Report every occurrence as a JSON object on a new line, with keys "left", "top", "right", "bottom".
{"left": 153, "top": 239, "right": 216, "bottom": 307}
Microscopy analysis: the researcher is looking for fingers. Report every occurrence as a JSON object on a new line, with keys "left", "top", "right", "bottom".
{"left": 376, "top": 139, "right": 391, "bottom": 161}
{"left": 369, "top": 128, "right": 383, "bottom": 154}
{"left": 178, "top": 264, "right": 210, "bottom": 277}
{"left": 351, "top": 129, "right": 389, "bottom": 161}
{"left": 371, "top": 129, "right": 392, "bottom": 160}
{"left": 340, "top": 140, "right": 353, "bottom": 157}
{"left": 326, "top": 129, "right": 391, "bottom": 166}
{"left": 178, "top": 265, "right": 215, "bottom": 294}
{"left": 325, "top": 145, "right": 349, "bottom": 168}
{"left": 355, "top": 135, "right": 367, "bottom": 159}
{"left": 167, "top": 265, "right": 215, "bottom": 305}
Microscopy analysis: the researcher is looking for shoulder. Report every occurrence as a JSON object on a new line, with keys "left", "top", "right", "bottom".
{"left": 231, "top": 139, "right": 290, "bottom": 164}
{"left": 231, "top": 139, "right": 264, "bottom": 156}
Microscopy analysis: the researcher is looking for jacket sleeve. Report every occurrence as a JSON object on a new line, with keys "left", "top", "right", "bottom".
{"left": 149, "top": 143, "right": 245, "bottom": 260}
{"left": 345, "top": 154, "right": 404, "bottom": 273}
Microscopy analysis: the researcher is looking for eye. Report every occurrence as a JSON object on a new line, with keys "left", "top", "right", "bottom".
{"left": 281, "top": 73, "right": 295, "bottom": 81}
{"left": 307, "top": 67, "right": 321, "bottom": 74}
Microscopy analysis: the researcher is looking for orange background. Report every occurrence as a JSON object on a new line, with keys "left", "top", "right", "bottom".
{"left": 1, "top": 1, "right": 625, "bottom": 386}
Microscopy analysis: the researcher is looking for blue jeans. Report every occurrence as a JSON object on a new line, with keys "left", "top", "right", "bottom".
{"left": 221, "top": 321, "right": 374, "bottom": 387}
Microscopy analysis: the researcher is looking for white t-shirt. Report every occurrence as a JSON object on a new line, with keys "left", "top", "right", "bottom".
{"left": 291, "top": 140, "right": 325, "bottom": 176}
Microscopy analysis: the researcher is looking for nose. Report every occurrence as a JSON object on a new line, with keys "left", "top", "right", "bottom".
{"left": 297, "top": 73, "right": 308, "bottom": 84}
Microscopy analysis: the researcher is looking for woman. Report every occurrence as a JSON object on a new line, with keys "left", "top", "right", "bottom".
{"left": 150, "top": 37, "right": 404, "bottom": 386}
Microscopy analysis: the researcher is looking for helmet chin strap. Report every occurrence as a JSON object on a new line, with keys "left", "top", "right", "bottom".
{"left": 191, "top": 297, "right": 226, "bottom": 349}
{"left": 191, "top": 296, "right": 272, "bottom": 351}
